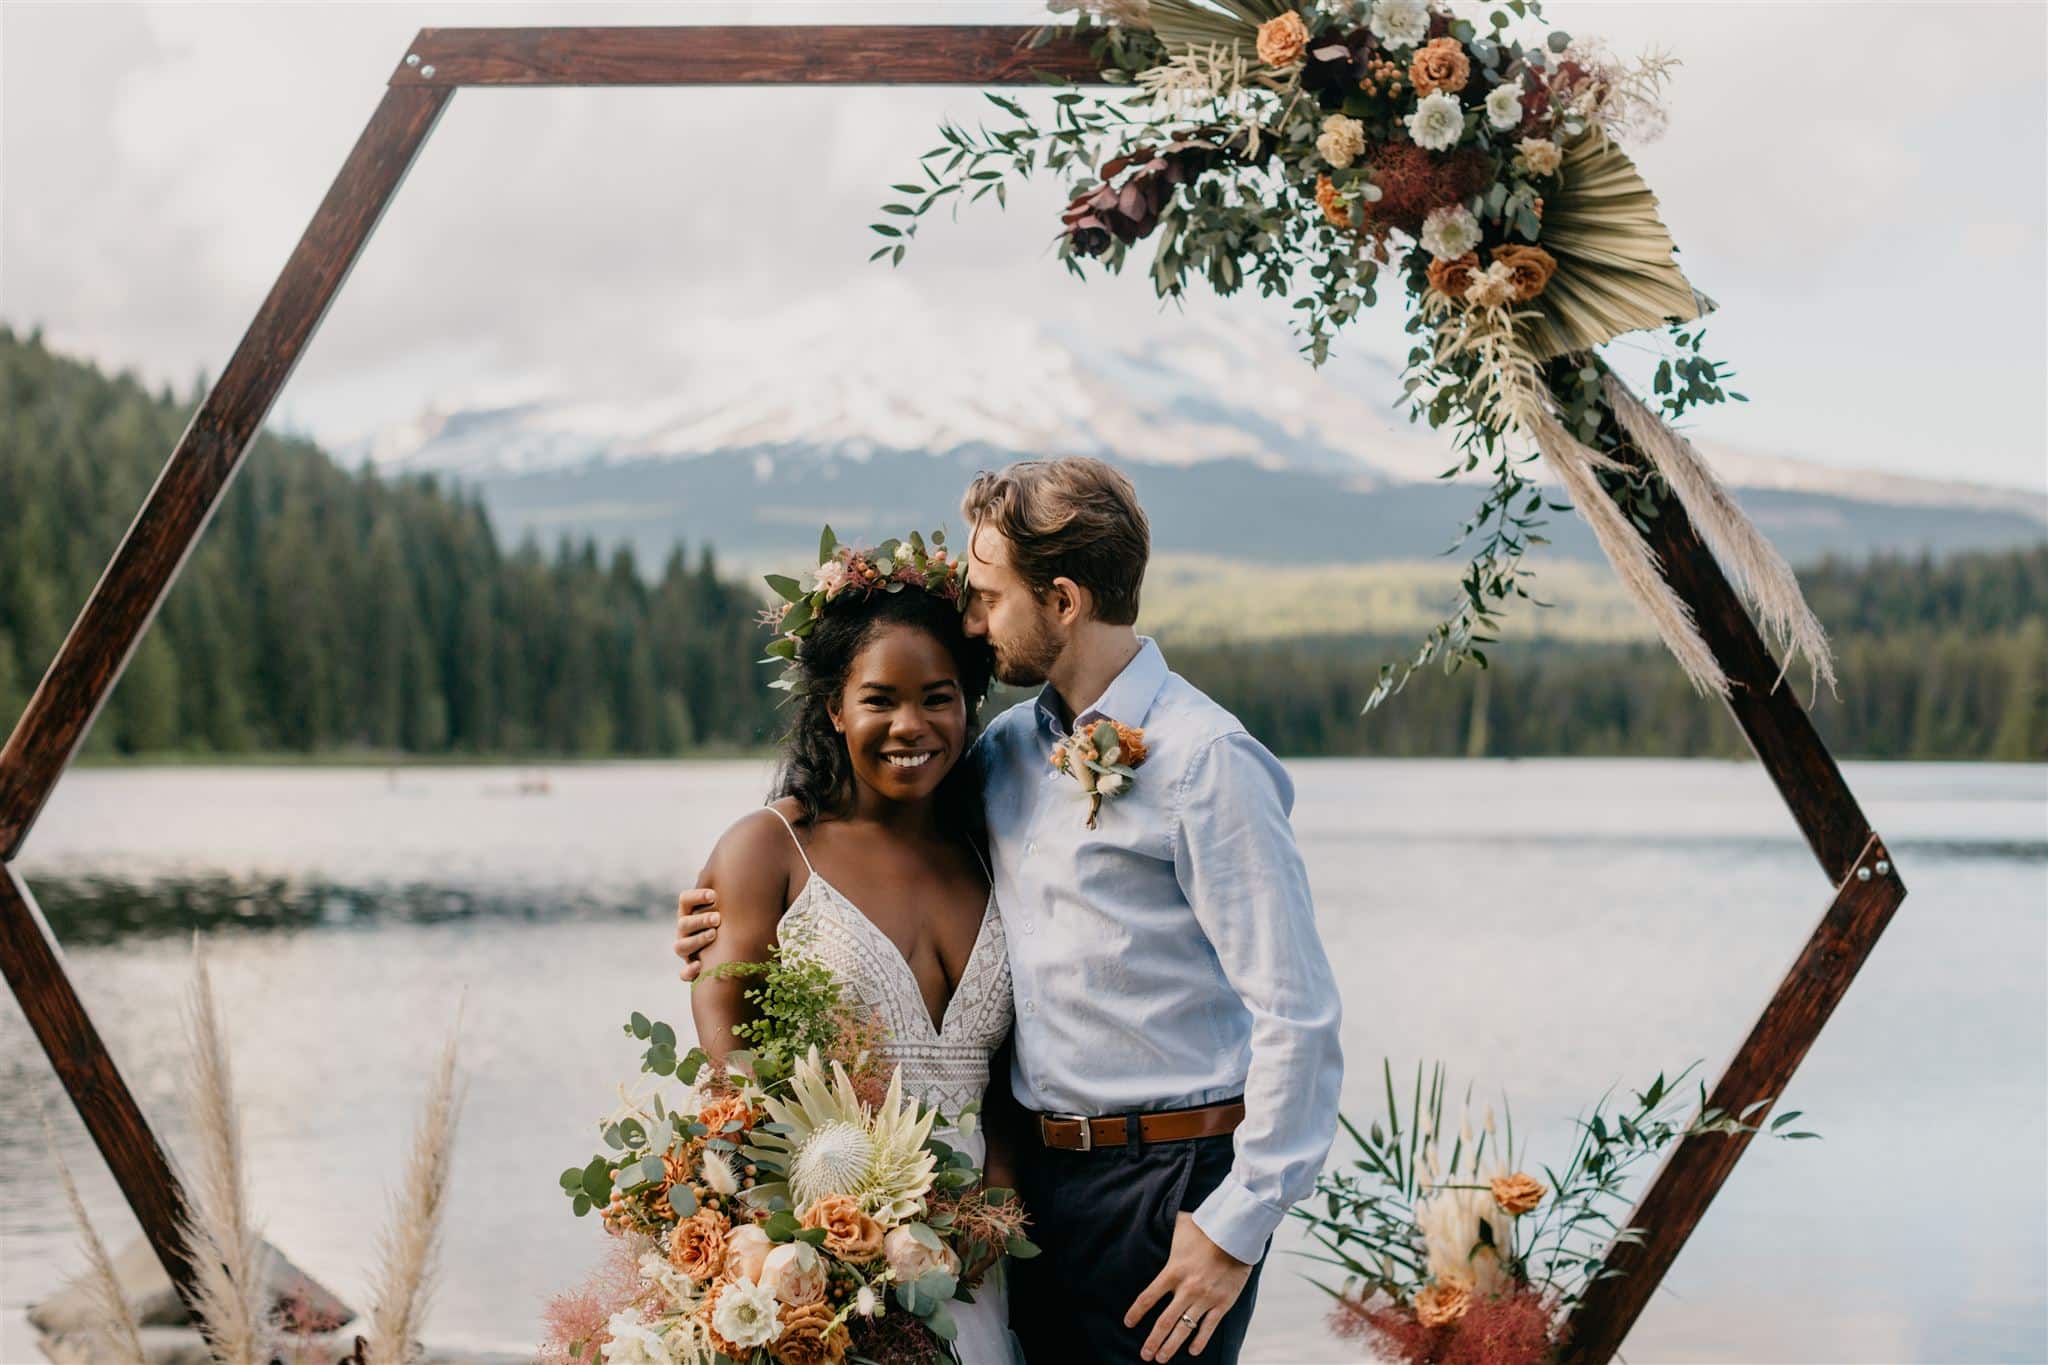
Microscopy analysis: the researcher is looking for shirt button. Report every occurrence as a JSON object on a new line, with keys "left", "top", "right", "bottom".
{"left": 1022, "top": 919, "right": 1035, "bottom": 934}
{"left": 1026, "top": 841, "right": 1037, "bottom": 855}
{"left": 1023, "top": 1000, "right": 1037, "bottom": 1015}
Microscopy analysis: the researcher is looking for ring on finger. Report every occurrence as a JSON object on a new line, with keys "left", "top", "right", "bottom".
{"left": 1177, "top": 1310, "right": 1201, "bottom": 1330}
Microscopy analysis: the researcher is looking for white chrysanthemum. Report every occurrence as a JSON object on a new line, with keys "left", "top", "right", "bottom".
{"left": 637, "top": 1250, "right": 702, "bottom": 1309}
{"left": 1483, "top": 82, "right": 1523, "bottom": 131}
{"left": 1317, "top": 114, "right": 1366, "bottom": 169}
{"left": 1367, "top": 0, "right": 1429, "bottom": 49}
{"left": 747, "top": 1050, "right": 938, "bottom": 1225}
{"left": 710, "top": 1279, "right": 784, "bottom": 1351}
{"left": 1418, "top": 205, "right": 1481, "bottom": 261}
{"left": 1405, "top": 91, "right": 1465, "bottom": 152}
{"left": 603, "top": 1307, "right": 677, "bottom": 1365}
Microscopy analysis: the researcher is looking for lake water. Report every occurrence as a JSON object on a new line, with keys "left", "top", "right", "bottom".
{"left": 2, "top": 759, "right": 2043, "bottom": 1363}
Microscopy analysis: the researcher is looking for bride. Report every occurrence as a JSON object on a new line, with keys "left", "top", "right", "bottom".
{"left": 688, "top": 537, "right": 1019, "bottom": 1364}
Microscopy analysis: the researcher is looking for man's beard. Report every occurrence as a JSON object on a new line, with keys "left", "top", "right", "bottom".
{"left": 992, "top": 613, "right": 1064, "bottom": 687}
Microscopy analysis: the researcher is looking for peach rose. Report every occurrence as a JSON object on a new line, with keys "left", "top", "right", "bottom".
{"left": 1490, "top": 244, "right": 1557, "bottom": 302}
{"left": 1414, "top": 1279, "right": 1473, "bottom": 1328}
{"left": 1425, "top": 251, "right": 1480, "bottom": 299}
{"left": 771, "top": 1300, "right": 851, "bottom": 1365}
{"left": 666, "top": 1207, "right": 729, "bottom": 1284}
{"left": 1255, "top": 11, "right": 1310, "bottom": 67}
{"left": 761, "top": 1242, "right": 827, "bottom": 1306}
{"left": 1514, "top": 136, "right": 1562, "bottom": 177}
{"left": 799, "top": 1194, "right": 885, "bottom": 1262}
{"left": 724, "top": 1222, "right": 775, "bottom": 1283}
{"left": 1107, "top": 720, "right": 1148, "bottom": 767}
{"left": 1409, "top": 37, "right": 1471, "bottom": 96}
{"left": 1490, "top": 1171, "right": 1547, "bottom": 1216}
{"left": 1315, "top": 174, "right": 1354, "bottom": 230}
{"left": 882, "top": 1225, "right": 960, "bottom": 1284}
{"left": 697, "top": 1093, "right": 756, "bottom": 1138}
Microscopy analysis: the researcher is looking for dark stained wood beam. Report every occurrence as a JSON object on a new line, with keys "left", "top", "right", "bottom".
{"left": 387, "top": 25, "right": 1103, "bottom": 87}
{"left": 0, "top": 83, "right": 453, "bottom": 860}
{"left": 1553, "top": 374, "right": 1910, "bottom": 1360}
{"left": 0, "top": 863, "right": 203, "bottom": 1313}
{"left": 1557, "top": 834, "right": 1906, "bottom": 1364}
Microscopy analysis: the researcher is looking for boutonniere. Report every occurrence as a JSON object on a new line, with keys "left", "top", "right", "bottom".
{"left": 1050, "top": 718, "right": 1148, "bottom": 829}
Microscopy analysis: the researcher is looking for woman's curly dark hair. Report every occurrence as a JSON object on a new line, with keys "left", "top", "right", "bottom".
{"left": 772, "top": 586, "right": 995, "bottom": 845}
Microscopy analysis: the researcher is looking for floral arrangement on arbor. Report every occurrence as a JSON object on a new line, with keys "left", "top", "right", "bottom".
{"left": 541, "top": 942, "right": 1033, "bottom": 1364}
{"left": 876, "top": 0, "right": 1835, "bottom": 709}
{"left": 1294, "top": 1061, "right": 1817, "bottom": 1361}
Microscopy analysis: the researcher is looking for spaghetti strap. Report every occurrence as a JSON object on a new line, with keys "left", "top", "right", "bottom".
{"left": 762, "top": 804, "right": 817, "bottom": 877}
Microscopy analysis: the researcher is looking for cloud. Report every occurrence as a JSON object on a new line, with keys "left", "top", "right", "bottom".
{"left": 1, "top": 1, "right": 2043, "bottom": 492}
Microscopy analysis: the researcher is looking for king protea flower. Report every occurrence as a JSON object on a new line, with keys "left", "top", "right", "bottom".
{"left": 745, "top": 1050, "right": 937, "bottom": 1225}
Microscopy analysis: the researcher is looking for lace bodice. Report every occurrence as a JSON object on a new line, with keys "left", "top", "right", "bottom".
{"left": 767, "top": 811, "right": 1012, "bottom": 1119}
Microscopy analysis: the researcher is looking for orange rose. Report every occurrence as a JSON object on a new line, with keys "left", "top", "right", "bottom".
{"left": 1425, "top": 251, "right": 1480, "bottom": 299}
{"left": 1490, "top": 1171, "right": 1547, "bottom": 1216}
{"left": 1315, "top": 174, "right": 1354, "bottom": 230}
{"left": 1255, "top": 11, "right": 1310, "bottom": 67}
{"left": 1414, "top": 1279, "right": 1473, "bottom": 1328}
{"left": 697, "top": 1094, "right": 755, "bottom": 1138}
{"left": 667, "top": 1207, "right": 730, "bottom": 1283}
{"left": 1108, "top": 721, "right": 1148, "bottom": 767}
{"left": 771, "top": 1300, "right": 850, "bottom": 1365}
{"left": 1489, "top": 244, "right": 1557, "bottom": 301}
{"left": 1409, "top": 37, "right": 1471, "bottom": 96}
{"left": 799, "top": 1194, "right": 886, "bottom": 1262}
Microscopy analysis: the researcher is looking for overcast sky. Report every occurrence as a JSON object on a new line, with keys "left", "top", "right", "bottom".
{"left": 3, "top": 1, "right": 2044, "bottom": 491}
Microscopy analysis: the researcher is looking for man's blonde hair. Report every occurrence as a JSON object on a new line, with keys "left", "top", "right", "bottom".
{"left": 961, "top": 457, "right": 1150, "bottom": 626}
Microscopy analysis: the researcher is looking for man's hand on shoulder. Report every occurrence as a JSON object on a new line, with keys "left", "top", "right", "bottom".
{"left": 1124, "top": 1212, "right": 1254, "bottom": 1361}
{"left": 673, "top": 887, "right": 720, "bottom": 981}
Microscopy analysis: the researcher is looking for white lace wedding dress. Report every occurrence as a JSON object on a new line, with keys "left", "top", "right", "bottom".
{"left": 764, "top": 808, "right": 1019, "bottom": 1365}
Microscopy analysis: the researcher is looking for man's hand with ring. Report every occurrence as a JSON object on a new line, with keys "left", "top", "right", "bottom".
{"left": 1124, "top": 1212, "right": 1253, "bottom": 1361}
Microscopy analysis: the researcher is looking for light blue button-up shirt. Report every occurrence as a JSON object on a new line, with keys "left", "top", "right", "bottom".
{"left": 977, "top": 637, "right": 1344, "bottom": 1264}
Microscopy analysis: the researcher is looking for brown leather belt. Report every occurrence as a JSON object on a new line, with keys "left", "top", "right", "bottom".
{"left": 1032, "top": 1100, "right": 1245, "bottom": 1152}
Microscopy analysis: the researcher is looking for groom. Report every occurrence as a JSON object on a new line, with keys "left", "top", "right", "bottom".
{"left": 676, "top": 457, "right": 1343, "bottom": 1363}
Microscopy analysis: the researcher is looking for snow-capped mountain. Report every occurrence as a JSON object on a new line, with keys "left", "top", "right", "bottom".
{"left": 348, "top": 273, "right": 1447, "bottom": 486}
{"left": 342, "top": 274, "right": 2044, "bottom": 571}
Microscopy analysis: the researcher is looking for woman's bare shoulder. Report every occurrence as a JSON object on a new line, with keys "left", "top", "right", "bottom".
{"left": 701, "top": 801, "right": 807, "bottom": 913}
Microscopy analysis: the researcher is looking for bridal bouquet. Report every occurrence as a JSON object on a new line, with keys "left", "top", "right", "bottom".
{"left": 540, "top": 945, "right": 1034, "bottom": 1365}
{"left": 1295, "top": 1061, "right": 1816, "bottom": 1363}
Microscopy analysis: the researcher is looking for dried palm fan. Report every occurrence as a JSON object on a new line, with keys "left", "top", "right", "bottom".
{"left": 1515, "top": 129, "right": 1710, "bottom": 361}
{"left": 1146, "top": 0, "right": 1290, "bottom": 56}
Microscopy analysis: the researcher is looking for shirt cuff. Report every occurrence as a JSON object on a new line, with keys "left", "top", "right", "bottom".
{"left": 1190, "top": 1173, "right": 1285, "bottom": 1266}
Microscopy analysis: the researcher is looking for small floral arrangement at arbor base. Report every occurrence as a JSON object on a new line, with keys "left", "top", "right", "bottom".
{"left": 540, "top": 941, "right": 1035, "bottom": 1365}
{"left": 877, "top": 0, "right": 1836, "bottom": 712}
{"left": 1294, "top": 1061, "right": 1816, "bottom": 1362}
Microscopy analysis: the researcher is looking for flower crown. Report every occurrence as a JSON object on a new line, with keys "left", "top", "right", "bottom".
{"left": 758, "top": 524, "right": 968, "bottom": 692}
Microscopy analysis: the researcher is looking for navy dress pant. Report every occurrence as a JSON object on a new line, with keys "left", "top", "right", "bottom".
{"left": 1010, "top": 1131, "right": 1266, "bottom": 1364}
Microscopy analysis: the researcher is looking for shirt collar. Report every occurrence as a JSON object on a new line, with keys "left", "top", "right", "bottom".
{"left": 1035, "top": 636, "right": 1168, "bottom": 739}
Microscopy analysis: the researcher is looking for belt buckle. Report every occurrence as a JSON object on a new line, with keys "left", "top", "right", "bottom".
{"left": 1041, "top": 1111, "right": 1094, "bottom": 1152}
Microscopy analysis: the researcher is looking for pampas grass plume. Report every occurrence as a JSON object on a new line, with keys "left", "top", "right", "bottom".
{"left": 363, "top": 1008, "right": 465, "bottom": 1365}
{"left": 43, "top": 1110, "right": 148, "bottom": 1365}
{"left": 180, "top": 935, "right": 268, "bottom": 1365}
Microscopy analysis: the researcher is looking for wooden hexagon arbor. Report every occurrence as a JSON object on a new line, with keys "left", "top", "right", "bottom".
{"left": 0, "top": 25, "right": 1906, "bottom": 1363}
